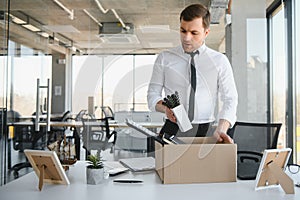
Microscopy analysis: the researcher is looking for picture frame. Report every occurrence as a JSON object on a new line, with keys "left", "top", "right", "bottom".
{"left": 255, "top": 148, "right": 294, "bottom": 194}
{"left": 24, "top": 149, "right": 70, "bottom": 191}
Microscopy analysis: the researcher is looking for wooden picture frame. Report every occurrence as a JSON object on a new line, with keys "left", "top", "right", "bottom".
{"left": 255, "top": 148, "right": 294, "bottom": 194}
{"left": 24, "top": 149, "right": 70, "bottom": 191}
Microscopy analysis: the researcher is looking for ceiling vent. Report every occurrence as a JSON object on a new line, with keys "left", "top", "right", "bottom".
{"left": 99, "top": 22, "right": 134, "bottom": 35}
{"left": 98, "top": 22, "right": 139, "bottom": 43}
{"left": 99, "top": 34, "right": 139, "bottom": 44}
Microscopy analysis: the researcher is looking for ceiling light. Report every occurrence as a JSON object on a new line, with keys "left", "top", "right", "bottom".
{"left": 22, "top": 24, "right": 41, "bottom": 32}
{"left": 9, "top": 14, "right": 26, "bottom": 24}
{"left": 37, "top": 32, "right": 50, "bottom": 38}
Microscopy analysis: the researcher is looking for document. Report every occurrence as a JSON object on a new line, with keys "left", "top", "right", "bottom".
{"left": 119, "top": 157, "right": 155, "bottom": 172}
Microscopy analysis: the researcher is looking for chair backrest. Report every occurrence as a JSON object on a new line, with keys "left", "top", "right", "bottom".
{"left": 75, "top": 109, "right": 87, "bottom": 121}
{"left": 227, "top": 121, "right": 282, "bottom": 153}
{"left": 61, "top": 110, "right": 71, "bottom": 121}
{"left": 81, "top": 117, "right": 111, "bottom": 155}
{"left": 101, "top": 106, "right": 114, "bottom": 120}
{"left": 51, "top": 110, "right": 71, "bottom": 122}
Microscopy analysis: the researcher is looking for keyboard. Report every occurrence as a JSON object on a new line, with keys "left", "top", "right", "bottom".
{"left": 125, "top": 118, "right": 157, "bottom": 137}
{"left": 119, "top": 157, "right": 155, "bottom": 172}
{"left": 125, "top": 118, "right": 167, "bottom": 145}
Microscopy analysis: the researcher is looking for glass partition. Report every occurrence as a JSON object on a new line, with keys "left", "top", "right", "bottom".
{"left": 295, "top": 0, "right": 300, "bottom": 164}
{"left": 0, "top": 0, "right": 8, "bottom": 186}
{"left": 1, "top": 0, "right": 53, "bottom": 184}
{"left": 269, "top": 6, "right": 287, "bottom": 149}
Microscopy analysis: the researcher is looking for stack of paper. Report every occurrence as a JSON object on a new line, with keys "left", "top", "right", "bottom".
{"left": 119, "top": 157, "right": 155, "bottom": 172}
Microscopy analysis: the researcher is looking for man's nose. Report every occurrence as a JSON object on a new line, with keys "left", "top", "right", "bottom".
{"left": 183, "top": 33, "right": 192, "bottom": 41}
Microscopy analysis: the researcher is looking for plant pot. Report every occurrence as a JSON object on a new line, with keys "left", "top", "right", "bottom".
{"left": 86, "top": 167, "right": 104, "bottom": 185}
{"left": 171, "top": 104, "right": 192, "bottom": 132}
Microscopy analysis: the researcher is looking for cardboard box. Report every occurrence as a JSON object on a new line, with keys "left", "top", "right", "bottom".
{"left": 155, "top": 137, "right": 237, "bottom": 184}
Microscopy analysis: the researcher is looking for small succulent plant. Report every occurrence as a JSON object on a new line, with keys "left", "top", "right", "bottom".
{"left": 86, "top": 154, "right": 103, "bottom": 169}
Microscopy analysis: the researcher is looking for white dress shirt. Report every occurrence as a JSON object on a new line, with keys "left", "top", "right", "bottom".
{"left": 147, "top": 44, "right": 238, "bottom": 126}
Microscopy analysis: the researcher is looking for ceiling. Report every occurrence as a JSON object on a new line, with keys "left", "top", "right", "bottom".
{"left": 0, "top": 0, "right": 270, "bottom": 55}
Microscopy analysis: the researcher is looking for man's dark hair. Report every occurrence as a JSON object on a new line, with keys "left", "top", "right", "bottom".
{"left": 180, "top": 4, "right": 211, "bottom": 29}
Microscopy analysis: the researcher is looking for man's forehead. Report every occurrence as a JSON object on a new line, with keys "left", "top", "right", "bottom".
{"left": 180, "top": 18, "right": 204, "bottom": 30}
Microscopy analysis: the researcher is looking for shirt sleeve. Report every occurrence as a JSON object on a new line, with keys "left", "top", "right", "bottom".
{"left": 217, "top": 55, "right": 238, "bottom": 127}
{"left": 147, "top": 54, "right": 165, "bottom": 111}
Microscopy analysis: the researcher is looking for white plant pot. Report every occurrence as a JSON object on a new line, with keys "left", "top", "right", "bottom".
{"left": 86, "top": 167, "right": 104, "bottom": 185}
{"left": 171, "top": 104, "right": 192, "bottom": 132}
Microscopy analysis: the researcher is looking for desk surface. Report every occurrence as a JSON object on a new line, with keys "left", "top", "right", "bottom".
{"left": 10, "top": 121, "right": 164, "bottom": 128}
{"left": 0, "top": 161, "right": 298, "bottom": 200}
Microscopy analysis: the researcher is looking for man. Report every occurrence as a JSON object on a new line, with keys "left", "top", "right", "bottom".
{"left": 147, "top": 4, "right": 238, "bottom": 143}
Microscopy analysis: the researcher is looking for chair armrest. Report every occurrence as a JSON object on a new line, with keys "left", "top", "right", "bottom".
{"left": 237, "top": 151, "right": 263, "bottom": 163}
{"left": 108, "top": 130, "right": 117, "bottom": 145}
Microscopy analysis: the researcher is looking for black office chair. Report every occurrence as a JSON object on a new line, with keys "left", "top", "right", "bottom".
{"left": 81, "top": 116, "right": 117, "bottom": 159}
{"left": 11, "top": 123, "right": 47, "bottom": 178}
{"left": 227, "top": 121, "right": 281, "bottom": 180}
{"left": 100, "top": 106, "right": 118, "bottom": 152}
{"left": 101, "top": 106, "right": 114, "bottom": 120}
{"left": 48, "top": 110, "right": 71, "bottom": 144}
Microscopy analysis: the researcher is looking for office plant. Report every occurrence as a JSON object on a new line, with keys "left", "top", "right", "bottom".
{"left": 86, "top": 154, "right": 104, "bottom": 184}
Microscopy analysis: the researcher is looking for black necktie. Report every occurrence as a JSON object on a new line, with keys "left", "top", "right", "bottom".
{"left": 188, "top": 51, "right": 198, "bottom": 121}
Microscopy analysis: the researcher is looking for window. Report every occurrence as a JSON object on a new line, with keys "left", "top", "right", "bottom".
{"left": 269, "top": 5, "right": 287, "bottom": 149}
{"left": 72, "top": 54, "right": 157, "bottom": 113}
{"left": 9, "top": 43, "right": 51, "bottom": 115}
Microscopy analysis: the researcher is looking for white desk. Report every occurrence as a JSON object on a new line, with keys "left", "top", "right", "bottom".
{"left": 10, "top": 121, "right": 164, "bottom": 128}
{"left": 0, "top": 161, "right": 298, "bottom": 200}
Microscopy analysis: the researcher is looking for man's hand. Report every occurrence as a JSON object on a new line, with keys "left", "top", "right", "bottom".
{"left": 165, "top": 107, "right": 177, "bottom": 123}
{"left": 213, "top": 119, "right": 234, "bottom": 144}
{"left": 155, "top": 100, "right": 177, "bottom": 123}
{"left": 213, "top": 131, "right": 234, "bottom": 144}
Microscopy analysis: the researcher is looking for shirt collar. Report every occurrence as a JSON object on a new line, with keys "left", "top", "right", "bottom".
{"left": 196, "top": 42, "right": 206, "bottom": 55}
{"left": 181, "top": 42, "right": 206, "bottom": 56}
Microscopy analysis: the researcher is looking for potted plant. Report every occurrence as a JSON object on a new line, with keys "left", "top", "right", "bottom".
{"left": 86, "top": 154, "right": 104, "bottom": 185}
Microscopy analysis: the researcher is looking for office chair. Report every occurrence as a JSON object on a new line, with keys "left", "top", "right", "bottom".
{"left": 227, "top": 121, "right": 281, "bottom": 180}
{"left": 101, "top": 106, "right": 114, "bottom": 120}
{"left": 75, "top": 109, "right": 88, "bottom": 121}
{"left": 100, "top": 106, "right": 118, "bottom": 152}
{"left": 81, "top": 116, "right": 117, "bottom": 159}
{"left": 48, "top": 110, "right": 71, "bottom": 144}
{"left": 11, "top": 123, "right": 47, "bottom": 178}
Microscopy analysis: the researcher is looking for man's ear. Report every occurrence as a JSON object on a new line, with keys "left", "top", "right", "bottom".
{"left": 205, "top": 28, "right": 210, "bottom": 38}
